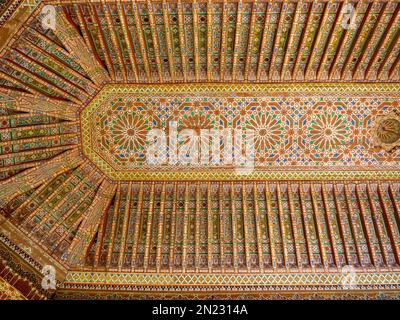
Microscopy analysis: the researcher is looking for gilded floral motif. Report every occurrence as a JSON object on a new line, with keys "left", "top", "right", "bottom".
{"left": 245, "top": 113, "right": 284, "bottom": 151}
{"left": 307, "top": 112, "right": 349, "bottom": 151}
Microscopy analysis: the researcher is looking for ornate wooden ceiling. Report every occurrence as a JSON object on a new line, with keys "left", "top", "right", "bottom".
{"left": 55, "top": 0, "right": 400, "bottom": 82}
{"left": 1, "top": 0, "right": 400, "bottom": 87}
{"left": 0, "top": 0, "right": 400, "bottom": 299}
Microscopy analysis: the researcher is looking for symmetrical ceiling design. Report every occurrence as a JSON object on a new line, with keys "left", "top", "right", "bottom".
{"left": 81, "top": 83, "right": 400, "bottom": 180}
{"left": 0, "top": 0, "right": 400, "bottom": 299}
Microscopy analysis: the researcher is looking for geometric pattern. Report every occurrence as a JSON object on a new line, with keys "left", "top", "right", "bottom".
{"left": 1, "top": 0, "right": 400, "bottom": 299}
{"left": 81, "top": 83, "right": 400, "bottom": 180}
{"left": 55, "top": 290, "right": 400, "bottom": 300}
{"left": 0, "top": 276, "right": 25, "bottom": 300}
{"left": 63, "top": 271, "right": 400, "bottom": 287}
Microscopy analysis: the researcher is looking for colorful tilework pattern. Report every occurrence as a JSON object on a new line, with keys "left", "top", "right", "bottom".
{"left": 81, "top": 83, "right": 400, "bottom": 180}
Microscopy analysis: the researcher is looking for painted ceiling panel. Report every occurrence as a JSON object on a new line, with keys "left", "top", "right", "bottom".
{"left": 0, "top": 0, "right": 399, "bottom": 299}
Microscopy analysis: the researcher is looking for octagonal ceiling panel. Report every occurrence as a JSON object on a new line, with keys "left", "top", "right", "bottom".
{"left": 81, "top": 83, "right": 400, "bottom": 180}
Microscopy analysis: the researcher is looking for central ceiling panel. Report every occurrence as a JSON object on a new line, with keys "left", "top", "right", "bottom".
{"left": 81, "top": 83, "right": 400, "bottom": 180}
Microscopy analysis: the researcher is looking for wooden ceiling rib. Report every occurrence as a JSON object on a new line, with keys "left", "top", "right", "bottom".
{"left": 60, "top": 180, "right": 400, "bottom": 273}
{"left": 21, "top": 0, "right": 393, "bottom": 84}
{"left": 366, "top": 2, "right": 399, "bottom": 78}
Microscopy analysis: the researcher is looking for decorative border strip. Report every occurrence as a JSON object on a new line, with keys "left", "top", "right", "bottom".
{"left": 0, "top": 233, "right": 52, "bottom": 299}
{"left": 63, "top": 271, "right": 400, "bottom": 290}
{"left": 98, "top": 82, "right": 400, "bottom": 95}
{"left": 70, "top": 168, "right": 400, "bottom": 181}
{"left": 0, "top": 232, "right": 44, "bottom": 273}
{"left": 54, "top": 289, "right": 400, "bottom": 300}
{"left": 0, "top": 0, "right": 24, "bottom": 28}
{"left": 81, "top": 83, "right": 400, "bottom": 181}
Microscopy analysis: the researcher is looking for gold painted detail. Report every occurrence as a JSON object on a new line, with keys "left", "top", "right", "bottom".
{"left": 372, "top": 111, "right": 400, "bottom": 151}
{"left": 64, "top": 271, "right": 400, "bottom": 287}
{"left": 80, "top": 83, "right": 400, "bottom": 181}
